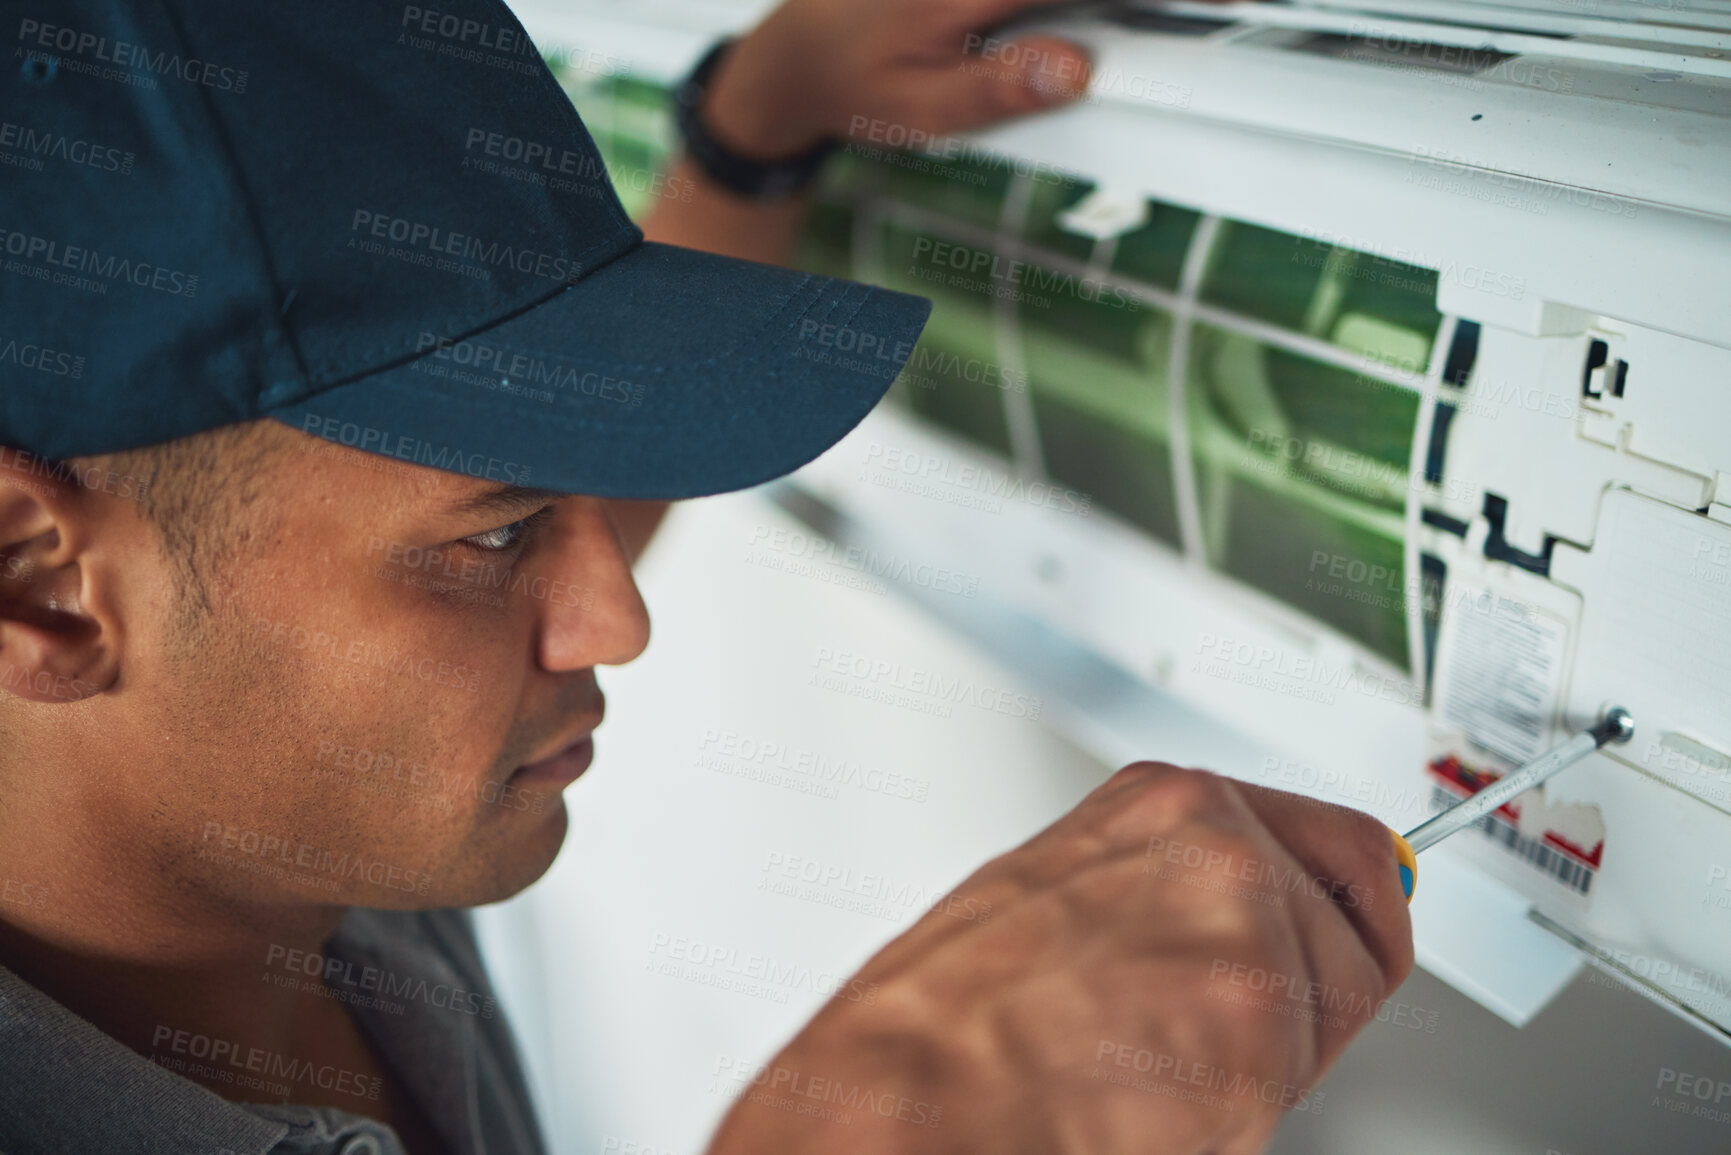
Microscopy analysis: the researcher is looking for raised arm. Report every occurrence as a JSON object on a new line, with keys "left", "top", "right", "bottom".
{"left": 610, "top": 0, "right": 1095, "bottom": 560}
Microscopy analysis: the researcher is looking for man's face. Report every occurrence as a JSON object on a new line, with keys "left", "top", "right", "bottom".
{"left": 88, "top": 423, "right": 650, "bottom": 911}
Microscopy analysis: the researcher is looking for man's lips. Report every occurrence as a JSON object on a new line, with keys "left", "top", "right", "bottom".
{"left": 512, "top": 734, "right": 595, "bottom": 787}
{"left": 513, "top": 702, "right": 605, "bottom": 787}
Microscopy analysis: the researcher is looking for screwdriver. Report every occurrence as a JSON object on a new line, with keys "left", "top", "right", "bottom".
{"left": 1390, "top": 707, "right": 1634, "bottom": 902}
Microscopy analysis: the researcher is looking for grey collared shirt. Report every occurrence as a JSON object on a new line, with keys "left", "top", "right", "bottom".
{"left": 0, "top": 908, "right": 548, "bottom": 1155}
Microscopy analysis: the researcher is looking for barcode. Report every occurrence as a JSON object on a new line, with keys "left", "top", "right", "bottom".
{"left": 1427, "top": 786, "right": 1595, "bottom": 895}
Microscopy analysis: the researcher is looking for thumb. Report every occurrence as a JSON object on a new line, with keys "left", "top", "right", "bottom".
{"left": 929, "top": 35, "right": 1092, "bottom": 133}
{"left": 1000, "top": 34, "right": 1093, "bottom": 107}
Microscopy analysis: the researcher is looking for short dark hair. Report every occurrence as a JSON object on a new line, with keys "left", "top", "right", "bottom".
{"left": 68, "top": 419, "right": 297, "bottom": 631}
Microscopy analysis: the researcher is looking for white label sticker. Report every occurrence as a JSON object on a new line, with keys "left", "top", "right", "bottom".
{"left": 1434, "top": 586, "right": 1567, "bottom": 764}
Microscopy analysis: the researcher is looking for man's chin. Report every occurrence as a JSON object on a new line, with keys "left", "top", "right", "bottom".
{"left": 464, "top": 799, "right": 571, "bottom": 905}
{"left": 356, "top": 800, "right": 571, "bottom": 911}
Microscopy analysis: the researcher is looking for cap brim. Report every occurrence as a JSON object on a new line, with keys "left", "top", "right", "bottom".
{"left": 267, "top": 242, "right": 932, "bottom": 500}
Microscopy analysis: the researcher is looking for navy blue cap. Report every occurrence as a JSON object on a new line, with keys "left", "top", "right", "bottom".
{"left": 0, "top": 0, "right": 930, "bottom": 499}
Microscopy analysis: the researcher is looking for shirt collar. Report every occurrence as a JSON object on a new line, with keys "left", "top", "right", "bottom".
{"left": 0, "top": 957, "right": 292, "bottom": 1154}
{"left": 0, "top": 907, "right": 492, "bottom": 1155}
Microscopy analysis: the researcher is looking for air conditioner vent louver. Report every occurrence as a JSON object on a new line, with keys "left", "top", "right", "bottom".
{"left": 1280, "top": 29, "right": 1521, "bottom": 74}
{"left": 1104, "top": 10, "right": 1236, "bottom": 35}
{"left": 1139, "top": 0, "right": 1731, "bottom": 77}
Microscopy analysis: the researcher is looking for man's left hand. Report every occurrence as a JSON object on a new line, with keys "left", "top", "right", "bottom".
{"left": 705, "top": 0, "right": 1095, "bottom": 161}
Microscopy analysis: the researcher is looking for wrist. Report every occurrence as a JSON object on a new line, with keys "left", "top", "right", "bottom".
{"left": 705, "top": 985, "right": 980, "bottom": 1153}
{"left": 699, "top": 30, "right": 830, "bottom": 162}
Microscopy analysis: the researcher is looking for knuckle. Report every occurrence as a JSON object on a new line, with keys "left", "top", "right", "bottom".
{"left": 1130, "top": 766, "right": 1235, "bottom": 827}
{"left": 1106, "top": 759, "right": 1177, "bottom": 789}
{"left": 969, "top": 841, "right": 1043, "bottom": 898}
{"left": 1194, "top": 896, "right": 1270, "bottom": 960}
{"left": 1092, "top": 763, "right": 1184, "bottom": 831}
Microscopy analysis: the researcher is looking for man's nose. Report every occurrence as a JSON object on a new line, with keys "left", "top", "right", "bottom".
{"left": 533, "top": 497, "right": 650, "bottom": 672}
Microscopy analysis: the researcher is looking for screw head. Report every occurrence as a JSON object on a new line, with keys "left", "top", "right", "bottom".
{"left": 1600, "top": 706, "right": 1635, "bottom": 745}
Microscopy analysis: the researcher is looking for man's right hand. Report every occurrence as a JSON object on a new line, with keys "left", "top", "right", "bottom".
{"left": 706, "top": 762, "right": 1414, "bottom": 1154}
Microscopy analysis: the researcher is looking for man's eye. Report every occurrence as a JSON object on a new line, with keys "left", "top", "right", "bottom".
{"left": 461, "top": 506, "right": 556, "bottom": 553}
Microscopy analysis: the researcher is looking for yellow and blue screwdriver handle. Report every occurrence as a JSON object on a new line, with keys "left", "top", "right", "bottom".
{"left": 1391, "top": 832, "right": 1419, "bottom": 903}
{"left": 1387, "top": 707, "right": 1633, "bottom": 903}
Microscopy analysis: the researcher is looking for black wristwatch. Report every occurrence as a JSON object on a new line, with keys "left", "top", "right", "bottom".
{"left": 672, "top": 38, "right": 839, "bottom": 201}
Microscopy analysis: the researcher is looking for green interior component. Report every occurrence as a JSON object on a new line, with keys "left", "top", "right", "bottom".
{"left": 609, "top": 74, "right": 674, "bottom": 112}
{"left": 545, "top": 53, "right": 597, "bottom": 103}
{"left": 1020, "top": 274, "right": 1180, "bottom": 545}
{"left": 1328, "top": 265, "right": 1441, "bottom": 373}
{"left": 1190, "top": 325, "right": 1419, "bottom": 513}
{"left": 606, "top": 138, "right": 657, "bottom": 192}
{"left": 1198, "top": 470, "right": 1412, "bottom": 669}
{"left": 872, "top": 152, "right": 1013, "bottom": 231}
{"left": 1202, "top": 221, "right": 1324, "bottom": 329}
{"left": 595, "top": 75, "right": 678, "bottom": 152}
{"left": 1021, "top": 177, "right": 1098, "bottom": 263}
{"left": 798, "top": 201, "right": 856, "bottom": 281}
{"left": 1018, "top": 267, "right": 1149, "bottom": 360}
{"left": 1332, "top": 314, "right": 1431, "bottom": 376}
{"left": 1110, "top": 200, "right": 1201, "bottom": 290}
{"left": 815, "top": 148, "right": 884, "bottom": 202}
{"left": 878, "top": 223, "right": 1014, "bottom": 456}
{"left": 1201, "top": 220, "right": 1442, "bottom": 371}
{"left": 1187, "top": 323, "right": 1418, "bottom": 669}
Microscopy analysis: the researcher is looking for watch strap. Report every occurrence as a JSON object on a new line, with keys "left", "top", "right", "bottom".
{"left": 672, "top": 38, "right": 839, "bottom": 201}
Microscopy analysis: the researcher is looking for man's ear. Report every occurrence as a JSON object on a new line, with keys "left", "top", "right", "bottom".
{"left": 0, "top": 458, "right": 121, "bottom": 705}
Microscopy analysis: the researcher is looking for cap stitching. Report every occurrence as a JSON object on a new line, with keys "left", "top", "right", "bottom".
{"left": 553, "top": 268, "right": 822, "bottom": 376}
{"left": 312, "top": 227, "right": 646, "bottom": 391}
{"left": 426, "top": 260, "right": 821, "bottom": 380}
{"left": 324, "top": 283, "right": 884, "bottom": 435}
{"left": 352, "top": 257, "right": 824, "bottom": 390}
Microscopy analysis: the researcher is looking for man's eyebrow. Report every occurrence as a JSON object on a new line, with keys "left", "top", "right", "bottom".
{"left": 446, "top": 484, "right": 566, "bottom": 520}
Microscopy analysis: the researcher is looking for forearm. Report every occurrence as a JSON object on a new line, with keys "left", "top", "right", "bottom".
{"left": 615, "top": 2, "right": 1094, "bottom": 561}
{"left": 620, "top": 36, "right": 825, "bottom": 553}
{"left": 703, "top": 991, "right": 975, "bottom": 1155}
{"left": 638, "top": 158, "right": 808, "bottom": 264}
{"left": 640, "top": 27, "right": 823, "bottom": 264}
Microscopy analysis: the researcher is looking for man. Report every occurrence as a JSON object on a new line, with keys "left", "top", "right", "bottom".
{"left": 0, "top": 0, "right": 1412, "bottom": 1152}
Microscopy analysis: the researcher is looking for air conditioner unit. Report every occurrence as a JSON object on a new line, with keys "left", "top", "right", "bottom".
{"left": 518, "top": 0, "right": 1731, "bottom": 1041}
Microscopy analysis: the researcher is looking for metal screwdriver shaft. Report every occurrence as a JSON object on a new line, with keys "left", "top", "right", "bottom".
{"left": 1402, "top": 707, "right": 1635, "bottom": 854}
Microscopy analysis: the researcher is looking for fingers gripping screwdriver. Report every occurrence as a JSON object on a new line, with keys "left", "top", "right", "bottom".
{"left": 1390, "top": 707, "right": 1635, "bottom": 902}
